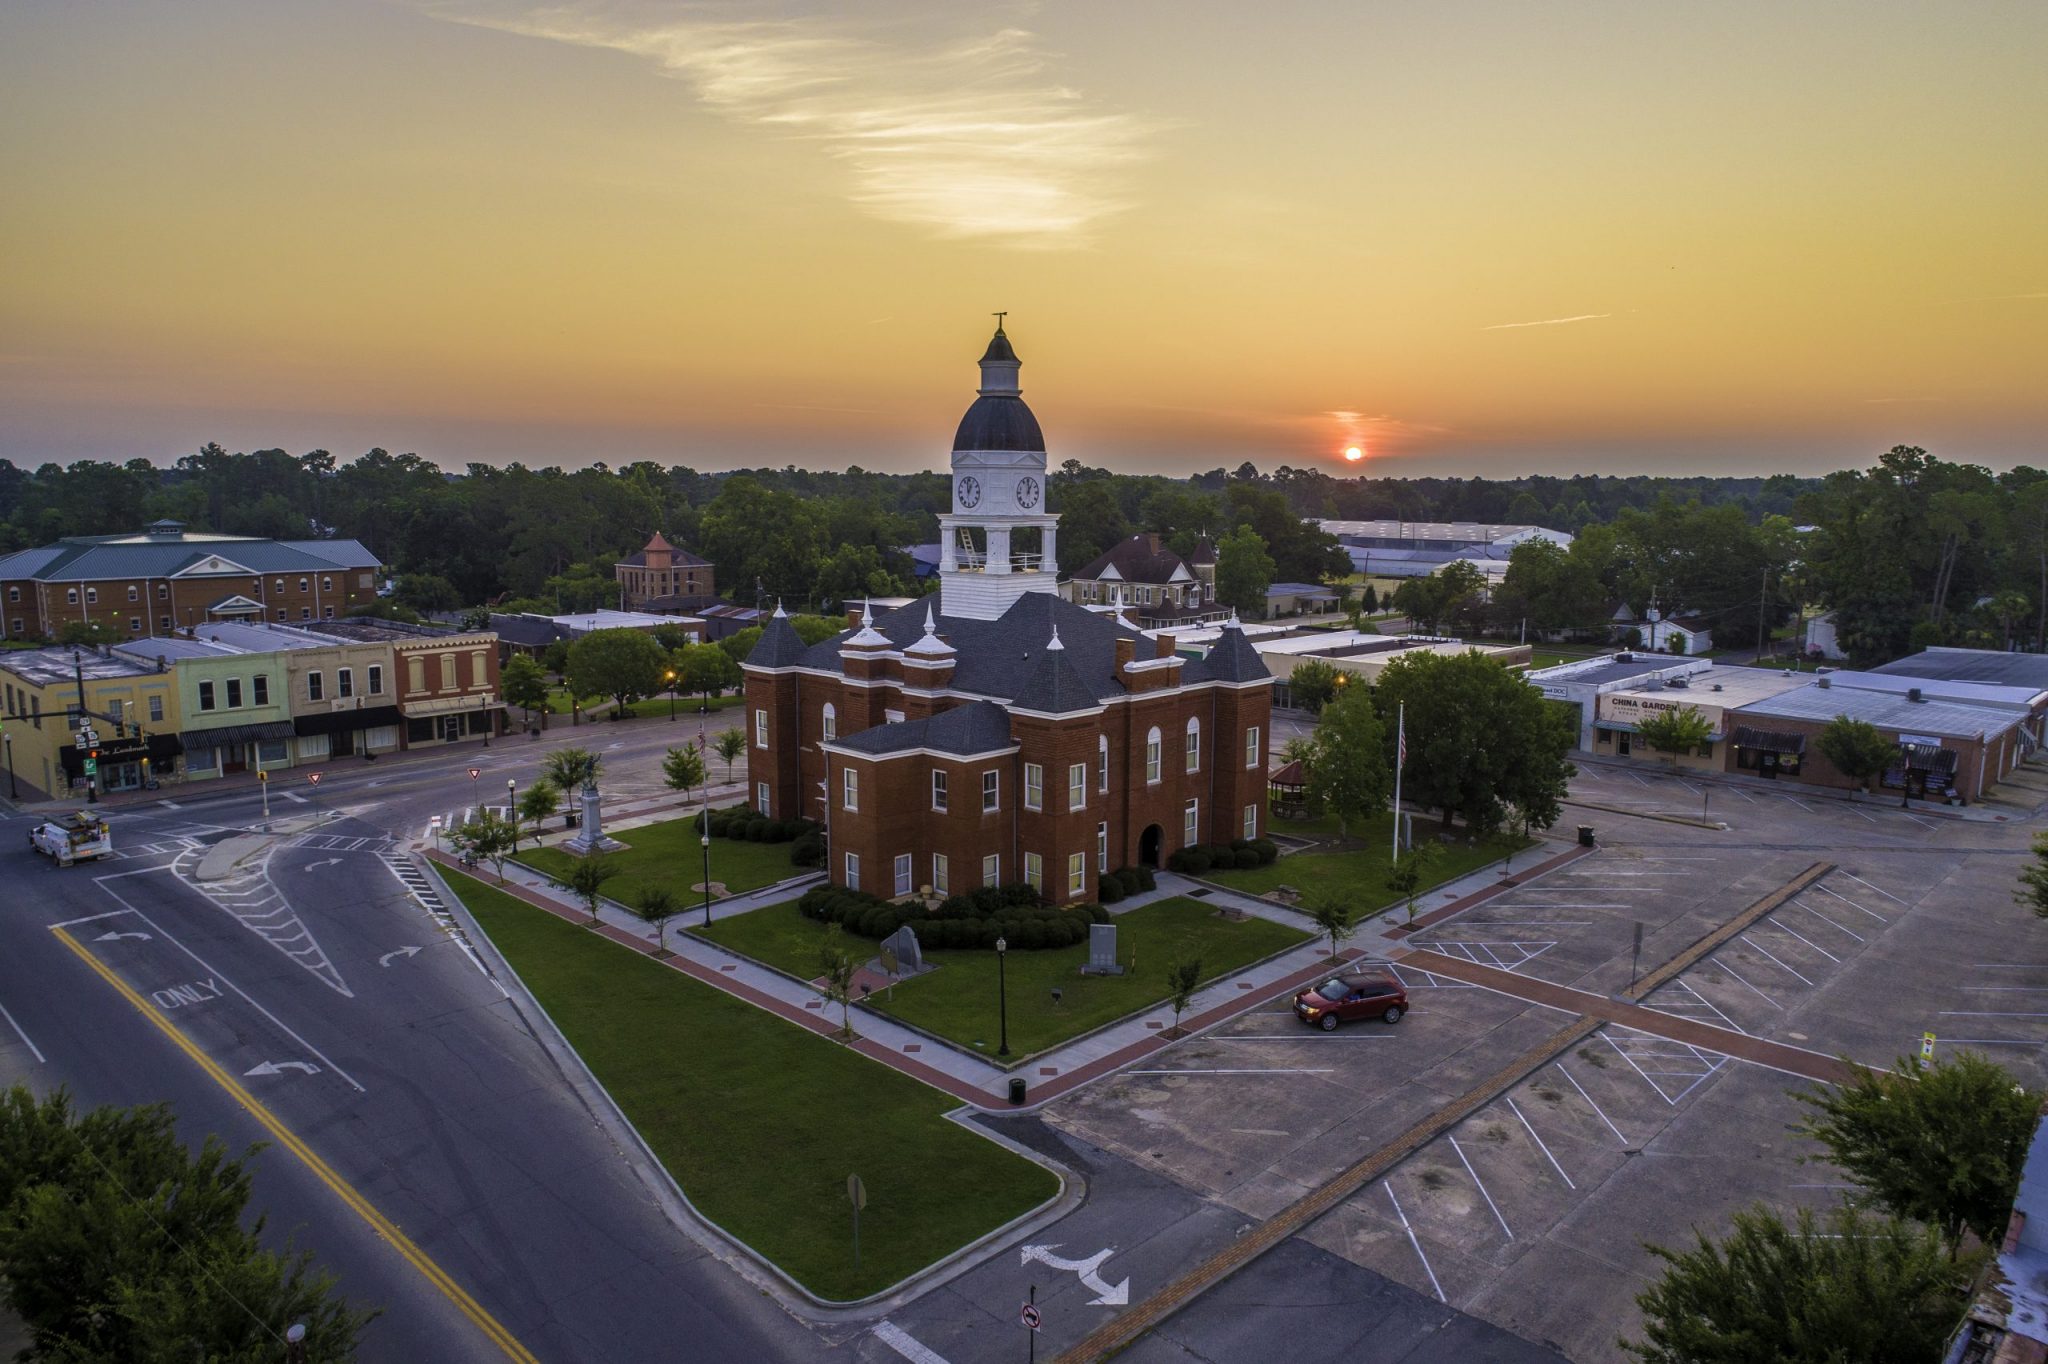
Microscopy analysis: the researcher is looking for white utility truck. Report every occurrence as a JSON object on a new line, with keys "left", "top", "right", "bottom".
{"left": 29, "top": 811, "right": 113, "bottom": 867}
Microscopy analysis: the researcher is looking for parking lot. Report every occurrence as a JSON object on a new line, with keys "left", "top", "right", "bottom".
{"left": 1045, "top": 765, "right": 2048, "bottom": 1361}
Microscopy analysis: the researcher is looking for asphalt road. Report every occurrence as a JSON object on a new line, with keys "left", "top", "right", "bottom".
{"left": 0, "top": 787, "right": 821, "bottom": 1363}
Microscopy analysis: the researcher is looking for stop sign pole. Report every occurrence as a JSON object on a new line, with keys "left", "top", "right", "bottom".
{"left": 1022, "top": 1283, "right": 1040, "bottom": 1362}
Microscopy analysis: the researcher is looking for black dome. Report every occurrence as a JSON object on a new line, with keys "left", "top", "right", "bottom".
{"left": 952, "top": 395, "right": 1044, "bottom": 452}
{"left": 981, "top": 330, "right": 1018, "bottom": 363}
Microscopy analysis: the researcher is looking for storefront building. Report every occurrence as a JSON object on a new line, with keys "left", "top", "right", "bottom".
{"left": 1592, "top": 667, "right": 1809, "bottom": 771}
{"left": 1525, "top": 654, "right": 1711, "bottom": 751}
{"left": 125, "top": 636, "right": 298, "bottom": 781}
{"left": 190, "top": 621, "right": 404, "bottom": 764}
{"left": 0, "top": 646, "right": 181, "bottom": 799}
{"left": 317, "top": 619, "right": 503, "bottom": 748}
{"left": 1728, "top": 681, "right": 2025, "bottom": 803}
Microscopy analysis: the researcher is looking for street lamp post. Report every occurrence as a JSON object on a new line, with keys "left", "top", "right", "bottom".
{"left": 3, "top": 733, "right": 13, "bottom": 801}
{"left": 995, "top": 935, "right": 1010, "bottom": 1057}
{"left": 666, "top": 670, "right": 677, "bottom": 721}
{"left": 507, "top": 777, "right": 517, "bottom": 823}
{"left": 700, "top": 786, "right": 714, "bottom": 928}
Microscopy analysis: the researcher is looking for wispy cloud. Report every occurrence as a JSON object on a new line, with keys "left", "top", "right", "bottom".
{"left": 1480, "top": 313, "right": 1613, "bottom": 331}
{"left": 425, "top": 4, "right": 1157, "bottom": 245}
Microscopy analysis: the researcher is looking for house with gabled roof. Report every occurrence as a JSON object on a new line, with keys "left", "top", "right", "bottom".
{"left": 742, "top": 328, "right": 1273, "bottom": 906}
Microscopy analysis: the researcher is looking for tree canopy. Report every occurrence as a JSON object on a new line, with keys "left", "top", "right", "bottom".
{"left": 1372, "top": 650, "right": 1573, "bottom": 834}
{"left": 1214, "top": 526, "right": 1276, "bottom": 615}
{"left": 1635, "top": 705, "right": 1713, "bottom": 762}
{"left": 1815, "top": 715, "right": 1897, "bottom": 792}
{"left": 1304, "top": 684, "right": 1390, "bottom": 839}
{"left": 566, "top": 628, "right": 667, "bottom": 711}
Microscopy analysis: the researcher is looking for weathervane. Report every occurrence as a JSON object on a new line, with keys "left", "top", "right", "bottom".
{"left": 992, "top": 310, "right": 1007, "bottom": 330}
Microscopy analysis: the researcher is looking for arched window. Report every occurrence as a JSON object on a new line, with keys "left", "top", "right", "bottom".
{"left": 821, "top": 702, "right": 837, "bottom": 742}
{"left": 1098, "top": 734, "right": 1109, "bottom": 793}
{"left": 1185, "top": 717, "right": 1201, "bottom": 773}
{"left": 1145, "top": 727, "right": 1162, "bottom": 784}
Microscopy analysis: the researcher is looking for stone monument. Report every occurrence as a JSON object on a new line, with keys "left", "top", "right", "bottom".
{"left": 879, "top": 924, "right": 926, "bottom": 977}
{"left": 1082, "top": 921, "right": 1123, "bottom": 975}
{"left": 562, "top": 783, "right": 621, "bottom": 855}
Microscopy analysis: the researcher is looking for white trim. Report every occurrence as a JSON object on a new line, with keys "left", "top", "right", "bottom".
{"left": 819, "top": 741, "right": 1020, "bottom": 763}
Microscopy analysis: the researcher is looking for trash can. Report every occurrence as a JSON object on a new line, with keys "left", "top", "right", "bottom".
{"left": 1577, "top": 825, "right": 1595, "bottom": 848}
{"left": 1008, "top": 1077, "right": 1027, "bottom": 1106}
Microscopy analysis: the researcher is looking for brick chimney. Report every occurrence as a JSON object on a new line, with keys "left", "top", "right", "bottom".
{"left": 1115, "top": 637, "right": 1135, "bottom": 671}
{"left": 1155, "top": 632, "right": 1176, "bottom": 659}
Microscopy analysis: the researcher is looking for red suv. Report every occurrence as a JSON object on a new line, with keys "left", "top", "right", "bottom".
{"left": 1293, "top": 971, "right": 1407, "bottom": 1030}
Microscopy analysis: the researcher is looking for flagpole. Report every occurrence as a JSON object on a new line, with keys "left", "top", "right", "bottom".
{"left": 1392, "top": 701, "right": 1404, "bottom": 863}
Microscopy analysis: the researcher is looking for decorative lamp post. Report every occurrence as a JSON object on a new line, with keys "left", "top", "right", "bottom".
{"left": 700, "top": 785, "right": 714, "bottom": 928}
{"left": 507, "top": 777, "right": 517, "bottom": 820}
{"left": 995, "top": 935, "right": 1010, "bottom": 1057}
{"left": 666, "top": 669, "right": 677, "bottom": 721}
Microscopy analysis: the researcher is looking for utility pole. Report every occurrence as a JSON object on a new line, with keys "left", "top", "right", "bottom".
{"left": 1755, "top": 566, "right": 1770, "bottom": 661}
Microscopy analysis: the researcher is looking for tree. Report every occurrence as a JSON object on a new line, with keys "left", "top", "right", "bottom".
{"left": 662, "top": 744, "right": 706, "bottom": 801}
{"left": 1815, "top": 715, "right": 1897, "bottom": 793}
{"left": 1623, "top": 1204, "right": 1971, "bottom": 1364}
{"left": 673, "top": 641, "right": 741, "bottom": 707}
{"left": 517, "top": 779, "right": 560, "bottom": 847}
{"left": 1303, "top": 685, "right": 1391, "bottom": 839}
{"left": 0, "top": 1086, "right": 374, "bottom": 1361}
{"left": 1287, "top": 658, "right": 1341, "bottom": 714}
{"left": 1213, "top": 526, "right": 1276, "bottom": 616}
{"left": 1361, "top": 583, "right": 1379, "bottom": 614}
{"left": 1635, "top": 705, "right": 1713, "bottom": 767}
{"left": 543, "top": 746, "right": 600, "bottom": 795}
{"left": 501, "top": 653, "right": 549, "bottom": 729}
{"left": 565, "top": 628, "right": 667, "bottom": 714}
{"left": 54, "top": 620, "right": 124, "bottom": 647}
{"left": 817, "top": 931, "right": 858, "bottom": 1039}
{"left": 1387, "top": 842, "right": 1438, "bottom": 922}
{"left": 1372, "top": 650, "right": 1573, "bottom": 835}
{"left": 566, "top": 854, "right": 619, "bottom": 926}
{"left": 2019, "top": 831, "right": 2048, "bottom": 919}
{"left": 1164, "top": 957, "right": 1203, "bottom": 1036}
{"left": 452, "top": 811, "right": 518, "bottom": 882}
{"left": 714, "top": 728, "right": 747, "bottom": 783}
{"left": 1792, "top": 1051, "right": 2037, "bottom": 1254}
{"left": 1304, "top": 892, "right": 1356, "bottom": 962}
{"left": 634, "top": 888, "right": 684, "bottom": 957}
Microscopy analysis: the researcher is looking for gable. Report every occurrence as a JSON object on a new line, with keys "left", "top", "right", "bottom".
{"left": 174, "top": 554, "right": 257, "bottom": 578}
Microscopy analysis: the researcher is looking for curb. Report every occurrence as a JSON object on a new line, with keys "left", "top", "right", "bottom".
{"left": 420, "top": 856, "right": 1081, "bottom": 1323}
{"left": 1562, "top": 798, "right": 1727, "bottom": 830}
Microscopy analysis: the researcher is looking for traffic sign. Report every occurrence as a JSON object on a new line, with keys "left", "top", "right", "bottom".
{"left": 82, "top": 758, "right": 98, "bottom": 777}
{"left": 847, "top": 1173, "right": 866, "bottom": 1210}
{"left": 1020, "top": 1303, "right": 1041, "bottom": 1331}
{"left": 430, "top": 814, "right": 444, "bottom": 827}
{"left": 307, "top": 772, "right": 322, "bottom": 786}
{"left": 1921, "top": 1031, "right": 1936, "bottom": 1061}
{"left": 469, "top": 767, "right": 481, "bottom": 780}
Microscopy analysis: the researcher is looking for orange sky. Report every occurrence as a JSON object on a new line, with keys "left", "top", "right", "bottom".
{"left": 2, "top": 1, "right": 2044, "bottom": 477}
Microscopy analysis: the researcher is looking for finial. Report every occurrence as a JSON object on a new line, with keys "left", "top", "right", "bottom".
{"left": 772, "top": 600, "right": 787, "bottom": 619}
{"left": 992, "top": 310, "right": 1007, "bottom": 333}
{"left": 1047, "top": 623, "right": 1064, "bottom": 652}
{"left": 860, "top": 598, "right": 874, "bottom": 628}
{"left": 1227, "top": 607, "right": 1241, "bottom": 629}
{"left": 923, "top": 604, "right": 936, "bottom": 634}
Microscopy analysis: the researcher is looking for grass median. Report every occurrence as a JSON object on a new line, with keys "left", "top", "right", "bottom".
{"left": 442, "top": 869, "right": 1060, "bottom": 1301}
{"left": 518, "top": 816, "right": 802, "bottom": 901}
{"left": 695, "top": 895, "right": 1312, "bottom": 1062}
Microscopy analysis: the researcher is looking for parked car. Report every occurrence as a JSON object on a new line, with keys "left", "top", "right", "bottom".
{"left": 1293, "top": 970, "right": 1406, "bottom": 1030}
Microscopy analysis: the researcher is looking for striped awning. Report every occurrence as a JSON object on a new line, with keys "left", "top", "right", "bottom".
{"left": 1731, "top": 725, "right": 1806, "bottom": 756}
{"left": 179, "top": 719, "right": 295, "bottom": 750}
{"left": 1898, "top": 742, "right": 1958, "bottom": 774}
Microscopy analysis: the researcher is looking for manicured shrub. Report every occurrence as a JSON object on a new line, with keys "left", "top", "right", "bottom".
{"left": 790, "top": 832, "right": 824, "bottom": 867}
{"left": 743, "top": 818, "right": 767, "bottom": 842}
{"left": 1136, "top": 866, "right": 1157, "bottom": 892}
{"left": 1251, "top": 838, "right": 1279, "bottom": 866}
{"left": 1098, "top": 878, "right": 1125, "bottom": 904}
{"left": 1010, "top": 919, "right": 1047, "bottom": 951}
{"left": 1234, "top": 847, "right": 1261, "bottom": 869}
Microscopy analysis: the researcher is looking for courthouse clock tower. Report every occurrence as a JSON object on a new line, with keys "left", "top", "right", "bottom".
{"left": 937, "top": 322, "right": 1060, "bottom": 620}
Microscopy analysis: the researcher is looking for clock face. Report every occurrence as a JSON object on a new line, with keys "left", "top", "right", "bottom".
{"left": 957, "top": 475, "right": 982, "bottom": 509}
{"left": 1016, "top": 476, "right": 1040, "bottom": 510}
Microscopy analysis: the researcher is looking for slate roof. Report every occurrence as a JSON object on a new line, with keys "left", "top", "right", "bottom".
{"left": 617, "top": 546, "right": 710, "bottom": 569}
{"left": 1074, "top": 534, "right": 1194, "bottom": 586}
{"left": 1010, "top": 636, "right": 1099, "bottom": 713}
{"left": 754, "top": 591, "right": 1268, "bottom": 699}
{"left": 831, "top": 701, "right": 1016, "bottom": 757}
{"left": 953, "top": 395, "right": 1044, "bottom": 452}
{"left": 0, "top": 533, "right": 378, "bottom": 581}
{"left": 749, "top": 611, "right": 811, "bottom": 668}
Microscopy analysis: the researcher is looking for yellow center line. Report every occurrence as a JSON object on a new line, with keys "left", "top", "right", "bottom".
{"left": 50, "top": 925, "right": 540, "bottom": 1364}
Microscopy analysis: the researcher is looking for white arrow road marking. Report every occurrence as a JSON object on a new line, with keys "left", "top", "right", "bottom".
{"left": 379, "top": 945, "right": 423, "bottom": 967}
{"left": 95, "top": 930, "right": 152, "bottom": 942}
{"left": 243, "top": 1060, "right": 320, "bottom": 1078}
{"left": 302, "top": 858, "right": 344, "bottom": 872}
{"left": 1019, "top": 1244, "right": 1129, "bottom": 1306}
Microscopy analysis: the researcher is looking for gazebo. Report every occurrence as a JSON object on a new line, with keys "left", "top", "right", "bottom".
{"left": 1268, "top": 759, "right": 1309, "bottom": 818}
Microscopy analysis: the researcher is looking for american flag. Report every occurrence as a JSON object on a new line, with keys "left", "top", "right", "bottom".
{"left": 1397, "top": 716, "right": 1407, "bottom": 770}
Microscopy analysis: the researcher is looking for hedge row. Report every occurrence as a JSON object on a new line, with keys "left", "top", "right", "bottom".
{"left": 1095, "top": 865, "right": 1159, "bottom": 904}
{"left": 694, "top": 805, "right": 826, "bottom": 866}
{"left": 797, "top": 885, "right": 1110, "bottom": 951}
{"left": 1167, "top": 838, "right": 1280, "bottom": 876}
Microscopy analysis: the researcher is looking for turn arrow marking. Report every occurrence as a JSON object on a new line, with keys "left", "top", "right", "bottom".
{"left": 1019, "top": 1244, "right": 1130, "bottom": 1306}
{"left": 244, "top": 1060, "right": 320, "bottom": 1078}
{"left": 302, "top": 858, "right": 344, "bottom": 872}
{"left": 95, "top": 930, "right": 152, "bottom": 943}
{"left": 379, "top": 945, "right": 423, "bottom": 968}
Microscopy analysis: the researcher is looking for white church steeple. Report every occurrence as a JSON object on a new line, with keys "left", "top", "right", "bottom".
{"left": 938, "top": 321, "right": 1060, "bottom": 621}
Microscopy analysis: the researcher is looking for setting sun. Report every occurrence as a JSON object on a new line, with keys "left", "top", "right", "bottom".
{"left": 1343, "top": 446, "right": 1364, "bottom": 462}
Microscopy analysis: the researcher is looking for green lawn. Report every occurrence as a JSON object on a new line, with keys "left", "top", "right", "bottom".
{"left": 612, "top": 693, "right": 746, "bottom": 720}
{"left": 518, "top": 818, "right": 804, "bottom": 903}
{"left": 697, "top": 896, "right": 1311, "bottom": 1063}
{"left": 1211, "top": 809, "right": 1528, "bottom": 912}
{"left": 442, "top": 871, "right": 1058, "bottom": 1299}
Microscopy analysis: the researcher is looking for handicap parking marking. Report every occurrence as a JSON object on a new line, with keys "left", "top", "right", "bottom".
{"left": 1598, "top": 1027, "right": 1729, "bottom": 1107}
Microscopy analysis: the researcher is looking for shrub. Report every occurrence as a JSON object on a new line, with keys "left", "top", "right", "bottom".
{"left": 1011, "top": 920, "right": 1047, "bottom": 951}
{"left": 1099, "top": 878, "right": 1125, "bottom": 904}
{"left": 1205, "top": 843, "right": 1236, "bottom": 866}
{"left": 1234, "top": 847, "right": 1262, "bottom": 869}
{"left": 1170, "top": 849, "right": 1212, "bottom": 875}
{"left": 1136, "top": 866, "right": 1157, "bottom": 892}
{"left": 790, "top": 832, "right": 824, "bottom": 868}
{"left": 743, "top": 818, "right": 767, "bottom": 842}
{"left": 1250, "top": 838, "right": 1279, "bottom": 866}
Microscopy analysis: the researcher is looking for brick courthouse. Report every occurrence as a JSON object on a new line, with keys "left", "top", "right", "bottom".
{"left": 744, "top": 327, "right": 1273, "bottom": 905}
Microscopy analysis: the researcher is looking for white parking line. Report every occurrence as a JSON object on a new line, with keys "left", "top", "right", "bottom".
{"left": 1776, "top": 793, "right": 1815, "bottom": 812}
{"left": 1840, "top": 871, "right": 1909, "bottom": 906}
{"left": 1767, "top": 918, "right": 1841, "bottom": 966}
{"left": 1742, "top": 932, "right": 1819, "bottom": 983}
{"left": 1449, "top": 1136, "right": 1513, "bottom": 1239}
{"left": 1124, "top": 1069, "right": 1338, "bottom": 1075}
{"left": 1555, "top": 1062, "right": 1629, "bottom": 1146}
{"left": 1814, "top": 882, "right": 1886, "bottom": 923}
{"left": 1222, "top": 1034, "right": 1399, "bottom": 1041}
{"left": 1933, "top": 1038, "right": 2040, "bottom": 1046}
{"left": 1845, "top": 806, "right": 1878, "bottom": 823}
{"left": 1937, "top": 1011, "right": 2048, "bottom": 1018}
{"left": 1676, "top": 979, "right": 1747, "bottom": 1035}
{"left": 0, "top": 1000, "right": 45, "bottom": 1064}
{"left": 1505, "top": 1095, "right": 1574, "bottom": 1189}
{"left": 1384, "top": 1181, "right": 1446, "bottom": 1303}
{"left": 1970, "top": 964, "right": 2048, "bottom": 970}
{"left": 1797, "top": 900, "right": 1865, "bottom": 943}
{"left": 1715, "top": 957, "right": 1785, "bottom": 1010}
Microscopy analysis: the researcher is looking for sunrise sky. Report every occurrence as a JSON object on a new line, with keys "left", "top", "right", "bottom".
{"left": 3, "top": 1, "right": 2043, "bottom": 478}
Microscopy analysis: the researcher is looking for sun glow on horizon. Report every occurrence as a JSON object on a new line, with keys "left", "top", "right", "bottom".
{"left": 1343, "top": 445, "right": 1364, "bottom": 462}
